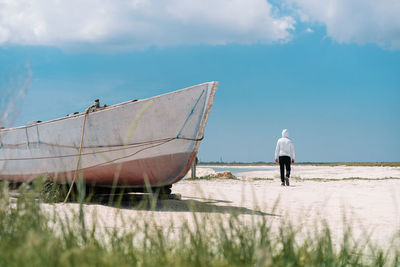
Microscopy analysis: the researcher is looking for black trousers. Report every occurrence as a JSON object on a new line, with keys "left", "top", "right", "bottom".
{"left": 279, "top": 156, "right": 291, "bottom": 182}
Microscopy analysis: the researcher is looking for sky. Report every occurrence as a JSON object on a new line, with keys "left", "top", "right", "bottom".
{"left": 0, "top": 0, "right": 399, "bottom": 162}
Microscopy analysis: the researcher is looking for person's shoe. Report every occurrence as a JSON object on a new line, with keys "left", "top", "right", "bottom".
{"left": 285, "top": 177, "right": 290, "bottom": 186}
{"left": 281, "top": 182, "right": 285, "bottom": 186}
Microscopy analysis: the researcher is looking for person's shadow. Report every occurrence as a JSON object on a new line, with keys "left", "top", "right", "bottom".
{"left": 84, "top": 193, "right": 279, "bottom": 217}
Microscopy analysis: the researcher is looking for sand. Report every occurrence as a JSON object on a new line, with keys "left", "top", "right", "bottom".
{"left": 196, "top": 164, "right": 400, "bottom": 179}
{"left": 49, "top": 165, "right": 400, "bottom": 247}
{"left": 173, "top": 178, "right": 400, "bottom": 245}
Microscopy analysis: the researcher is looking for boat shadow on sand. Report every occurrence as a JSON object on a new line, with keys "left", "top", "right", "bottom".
{"left": 83, "top": 193, "right": 278, "bottom": 217}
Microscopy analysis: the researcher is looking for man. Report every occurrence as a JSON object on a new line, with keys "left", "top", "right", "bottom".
{"left": 274, "top": 129, "right": 295, "bottom": 186}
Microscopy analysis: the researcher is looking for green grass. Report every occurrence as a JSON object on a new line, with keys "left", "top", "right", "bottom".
{"left": 0, "top": 180, "right": 399, "bottom": 267}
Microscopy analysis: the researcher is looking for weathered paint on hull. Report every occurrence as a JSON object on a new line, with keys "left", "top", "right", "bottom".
{"left": 83, "top": 151, "right": 196, "bottom": 186}
{"left": 0, "top": 152, "right": 195, "bottom": 187}
{"left": 0, "top": 82, "right": 218, "bottom": 187}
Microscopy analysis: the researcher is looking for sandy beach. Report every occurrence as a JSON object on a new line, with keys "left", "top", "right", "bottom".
{"left": 48, "top": 165, "right": 400, "bottom": 249}
{"left": 192, "top": 164, "right": 400, "bottom": 180}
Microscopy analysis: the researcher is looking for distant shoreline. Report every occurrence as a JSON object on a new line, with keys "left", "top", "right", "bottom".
{"left": 198, "top": 162, "right": 400, "bottom": 167}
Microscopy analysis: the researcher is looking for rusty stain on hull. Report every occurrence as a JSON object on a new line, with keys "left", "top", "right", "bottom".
{"left": 0, "top": 152, "right": 195, "bottom": 187}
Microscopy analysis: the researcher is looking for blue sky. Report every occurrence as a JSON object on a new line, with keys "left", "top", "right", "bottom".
{"left": 0, "top": 0, "right": 399, "bottom": 162}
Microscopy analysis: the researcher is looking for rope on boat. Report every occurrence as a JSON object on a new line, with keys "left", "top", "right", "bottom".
{"left": 0, "top": 93, "right": 206, "bottom": 201}
{"left": 64, "top": 102, "right": 97, "bottom": 203}
{"left": 176, "top": 89, "right": 205, "bottom": 138}
{"left": 0, "top": 90, "right": 206, "bottom": 161}
{"left": 0, "top": 136, "right": 203, "bottom": 161}
{"left": 59, "top": 95, "right": 204, "bottom": 202}
{"left": 87, "top": 136, "right": 203, "bottom": 169}
{"left": 0, "top": 136, "right": 203, "bottom": 150}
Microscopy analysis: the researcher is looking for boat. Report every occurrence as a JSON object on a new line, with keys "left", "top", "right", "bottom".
{"left": 0, "top": 82, "right": 218, "bottom": 188}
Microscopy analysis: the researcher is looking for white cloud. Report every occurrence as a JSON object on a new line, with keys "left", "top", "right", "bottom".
{"left": 290, "top": 0, "right": 400, "bottom": 49}
{"left": 0, "top": 0, "right": 295, "bottom": 50}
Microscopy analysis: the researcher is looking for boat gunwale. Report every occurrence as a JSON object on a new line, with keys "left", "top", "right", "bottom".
{"left": 0, "top": 81, "right": 216, "bottom": 133}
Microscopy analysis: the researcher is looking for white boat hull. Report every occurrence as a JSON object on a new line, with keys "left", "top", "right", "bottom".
{"left": 0, "top": 82, "right": 218, "bottom": 187}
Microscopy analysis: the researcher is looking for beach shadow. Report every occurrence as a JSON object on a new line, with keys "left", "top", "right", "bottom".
{"left": 180, "top": 195, "right": 233, "bottom": 204}
{"left": 86, "top": 193, "right": 279, "bottom": 217}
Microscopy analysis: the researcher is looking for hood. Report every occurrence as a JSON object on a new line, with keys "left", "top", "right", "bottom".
{"left": 282, "top": 129, "right": 288, "bottom": 138}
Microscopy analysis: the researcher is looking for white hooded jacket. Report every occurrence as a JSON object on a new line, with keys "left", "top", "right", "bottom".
{"left": 274, "top": 129, "right": 295, "bottom": 160}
